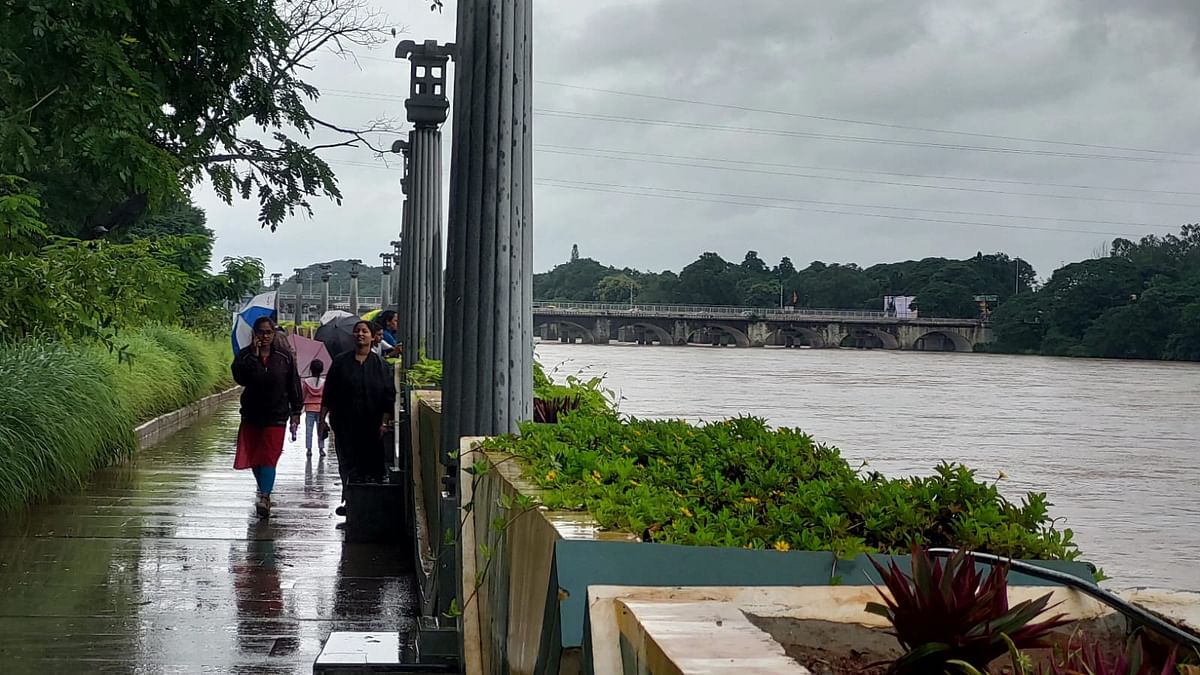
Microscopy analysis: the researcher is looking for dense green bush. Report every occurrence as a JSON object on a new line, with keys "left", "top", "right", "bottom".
{"left": 482, "top": 414, "right": 1078, "bottom": 561}
{"left": 0, "top": 326, "right": 232, "bottom": 511}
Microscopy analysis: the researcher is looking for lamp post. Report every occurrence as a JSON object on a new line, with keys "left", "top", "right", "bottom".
{"left": 380, "top": 253, "right": 394, "bottom": 309}
{"left": 293, "top": 267, "right": 304, "bottom": 330}
{"left": 320, "top": 264, "right": 332, "bottom": 314}
{"left": 348, "top": 259, "right": 362, "bottom": 315}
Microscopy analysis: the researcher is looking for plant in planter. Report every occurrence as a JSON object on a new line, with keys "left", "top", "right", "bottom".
{"left": 866, "top": 546, "right": 1070, "bottom": 673}
{"left": 482, "top": 413, "right": 1080, "bottom": 559}
{"left": 1045, "top": 633, "right": 1179, "bottom": 675}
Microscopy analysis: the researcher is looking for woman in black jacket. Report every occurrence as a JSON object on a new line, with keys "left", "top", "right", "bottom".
{"left": 232, "top": 316, "right": 303, "bottom": 518}
{"left": 318, "top": 321, "right": 396, "bottom": 517}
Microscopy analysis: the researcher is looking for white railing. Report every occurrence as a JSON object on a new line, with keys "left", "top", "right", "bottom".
{"left": 532, "top": 301, "right": 982, "bottom": 324}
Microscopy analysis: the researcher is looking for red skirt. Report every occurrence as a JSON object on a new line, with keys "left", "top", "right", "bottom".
{"left": 234, "top": 423, "right": 286, "bottom": 470}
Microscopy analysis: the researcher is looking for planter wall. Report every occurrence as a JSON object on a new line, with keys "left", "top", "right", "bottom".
{"left": 454, "top": 438, "right": 1099, "bottom": 675}
{"left": 134, "top": 386, "right": 240, "bottom": 449}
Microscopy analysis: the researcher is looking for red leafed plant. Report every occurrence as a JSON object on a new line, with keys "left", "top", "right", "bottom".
{"left": 533, "top": 395, "right": 582, "bottom": 424}
{"left": 1047, "top": 633, "right": 1178, "bottom": 675}
{"left": 866, "top": 546, "right": 1072, "bottom": 674}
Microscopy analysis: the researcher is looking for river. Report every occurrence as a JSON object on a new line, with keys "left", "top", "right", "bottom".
{"left": 534, "top": 343, "right": 1200, "bottom": 591}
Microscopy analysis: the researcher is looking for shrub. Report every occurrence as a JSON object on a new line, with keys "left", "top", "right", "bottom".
{"left": 481, "top": 414, "right": 1079, "bottom": 560}
{"left": 0, "top": 326, "right": 232, "bottom": 511}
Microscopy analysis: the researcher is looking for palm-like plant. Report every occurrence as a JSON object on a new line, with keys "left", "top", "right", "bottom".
{"left": 867, "top": 546, "right": 1071, "bottom": 673}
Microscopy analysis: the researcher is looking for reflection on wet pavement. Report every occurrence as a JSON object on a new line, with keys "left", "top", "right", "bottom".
{"left": 0, "top": 403, "right": 415, "bottom": 673}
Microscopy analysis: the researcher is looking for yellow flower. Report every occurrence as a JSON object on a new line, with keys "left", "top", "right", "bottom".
{"left": 591, "top": 470, "right": 602, "bottom": 483}
{"left": 545, "top": 470, "right": 557, "bottom": 481}
{"left": 680, "top": 507, "right": 693, "bottom": 518}
{"left": 773, "top": 540, "right": 791, "bottom": 552}
{"left": 622, "top": 445, "right": 631, "bottom": 453}
{"left": 692, "top": 475, "right": 703, "bottom": 484}
{"left": 743, "top": 496, "right": 760, "bottom": 505}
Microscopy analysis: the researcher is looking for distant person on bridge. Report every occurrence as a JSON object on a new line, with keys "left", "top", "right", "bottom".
{"left": 231, "top": 316, "right": 303, "bottom": 519}
{"left": 319, "top": 320, "right": 396, "bottom": 522}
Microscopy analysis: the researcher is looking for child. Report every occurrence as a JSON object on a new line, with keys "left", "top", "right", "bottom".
{"left": 302, "top": 359, "right": 327, "bottom": 457}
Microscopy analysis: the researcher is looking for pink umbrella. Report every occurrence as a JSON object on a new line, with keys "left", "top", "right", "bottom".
{"left": 288, "top": 334, "right": 332, "bottom": 377}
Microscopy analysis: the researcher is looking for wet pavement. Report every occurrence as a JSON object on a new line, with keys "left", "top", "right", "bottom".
{"left": 0, "top": 403, "right": 416, "bottom": 674}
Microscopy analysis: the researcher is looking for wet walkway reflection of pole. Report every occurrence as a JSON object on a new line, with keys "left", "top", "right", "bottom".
{"left": 0, "top": 403, "right": 416, "bottom": 673}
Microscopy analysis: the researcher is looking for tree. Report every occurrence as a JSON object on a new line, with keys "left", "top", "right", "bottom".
{"left": 596, "top": 274, "right": 640, "bottom": 303}
{"left": 678, "top": 252, "right": 741, "bottom": 305}
{"left": 740, "top": 250, "right": 768, "bottom": 276}
{"left": 1, "top": 0, "right": 396, "bottom": 234}
{"left": 570, "top": 244, "right": 580, "bottom": 262}
{"left": 775, "top": 256, "right": 797, "bottom": 276}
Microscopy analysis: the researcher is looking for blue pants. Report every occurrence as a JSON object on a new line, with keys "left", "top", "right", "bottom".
{"left": 304, "top": 411, "right": 325, "bottom": 451}
{"left": 251, "top": 466, "right": 276, "bottom": 495}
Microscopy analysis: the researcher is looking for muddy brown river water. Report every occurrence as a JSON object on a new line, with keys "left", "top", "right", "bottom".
{"left": 536, "top": 343, "right": 1200, "bottom": 590}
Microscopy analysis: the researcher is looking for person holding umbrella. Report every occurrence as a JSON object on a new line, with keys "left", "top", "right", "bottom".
{"left": 318, "top": 320, "right": 395, "bottom": 520}
{"left": 232, "top": 316, "right": 303, "bottom": 518}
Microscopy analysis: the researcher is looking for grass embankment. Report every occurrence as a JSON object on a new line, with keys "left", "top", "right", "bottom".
{"left": 0, "top": 326, "right": 232, "bottom": 511}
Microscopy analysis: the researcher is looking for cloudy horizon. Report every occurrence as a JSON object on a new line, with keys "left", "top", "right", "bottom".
{"left": 198, "top": 0, "right": 1200, "bottom": 283}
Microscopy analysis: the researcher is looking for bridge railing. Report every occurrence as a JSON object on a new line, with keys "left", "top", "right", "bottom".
{"left": 532, "top": 301, "right": 893, "bottom": 320}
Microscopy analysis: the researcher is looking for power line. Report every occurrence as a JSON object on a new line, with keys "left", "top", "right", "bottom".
{"left": 537, "top": 109, "right": 1200, "bottom": 165}
{"left": 536, "top": 80, "right": 1199, "bottom": 158}
{"left": 322, "top": 158, "right": 1176, "bottom": 236}
{"left": 537, "top": 146, "right": 1200, "bottom": 209}
{"left": 538, "top": 143, "right": 1200, "bottom": 198}
{"left": 535, "top": 178, "right": 1172, "bottom": 238}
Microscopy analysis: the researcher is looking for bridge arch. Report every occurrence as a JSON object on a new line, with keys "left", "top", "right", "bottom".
{"left": 839, "top": 327, "right": 900, "bottom": 350}
{"left": 910, "top": 329, "right": 972, "bottom": 352}
{"left": 687, "top": 323, "right": 751, "bottom": 348}
{"left": 615, "top": 321, "right": 674, "bottom": 346}
{"left": 767, "top": 327, "right": 826, "bottom": 348}
{"left": 533, "top": 318, "right": 596, "bottom": 344}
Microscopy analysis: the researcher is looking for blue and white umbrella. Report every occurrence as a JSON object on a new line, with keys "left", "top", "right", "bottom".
{"left": 231, "top": 291, "right": 278, "bottom": 355}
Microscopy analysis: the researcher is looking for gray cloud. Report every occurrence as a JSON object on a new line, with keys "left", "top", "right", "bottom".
{"left": 198, "top": 0, "right": 1200, "bottom": 284}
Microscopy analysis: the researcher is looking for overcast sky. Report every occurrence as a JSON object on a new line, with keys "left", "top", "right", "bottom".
{"left": 199, "top": 0, "right": 1200, "bottom": 282}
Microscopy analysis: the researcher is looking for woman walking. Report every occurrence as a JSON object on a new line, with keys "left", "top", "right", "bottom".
{"left": 302, "top": 359, "right": 327, "bottom": 457}
{"left": 232, "top": 316, "right": 303, "bottom": 518}
{"left": 319, "top": 321, "right": 395, "bottom": 519}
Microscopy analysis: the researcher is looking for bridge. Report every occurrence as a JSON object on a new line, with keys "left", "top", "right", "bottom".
{"left": 533, "top": 302, "right": 993, "bottom": 351}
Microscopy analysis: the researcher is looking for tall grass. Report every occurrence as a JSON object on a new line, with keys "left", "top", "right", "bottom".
{"left": 0, "top": 326, "right": 233, "bottom": 511}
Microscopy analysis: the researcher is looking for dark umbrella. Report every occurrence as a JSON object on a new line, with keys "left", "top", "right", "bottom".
{"left": 314, "top": 315, "right": 358, "bottom": 359}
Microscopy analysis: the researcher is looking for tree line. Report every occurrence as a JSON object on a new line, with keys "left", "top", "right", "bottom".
{"left": 538, "top": 234, "right": 1200, "bottom": 362}
{"left": 536, "top": 246, "right": 1034, "bottom": 318}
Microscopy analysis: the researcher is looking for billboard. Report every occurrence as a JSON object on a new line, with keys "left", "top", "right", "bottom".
{"left": 884, "top": 295, "right": 917, "bottom": 319}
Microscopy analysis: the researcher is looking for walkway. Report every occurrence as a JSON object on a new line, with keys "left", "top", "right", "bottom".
{"left": 0, "top": 402, "right": 415, "bottom": 673}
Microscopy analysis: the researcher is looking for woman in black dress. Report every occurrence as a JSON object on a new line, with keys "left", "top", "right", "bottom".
{"left": 318, "top": 321, "right": 395, "bottom": 516}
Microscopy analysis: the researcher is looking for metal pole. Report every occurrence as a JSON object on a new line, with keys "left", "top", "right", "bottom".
{"left": 320, "top": 265, "right": 331, "bottom": 314}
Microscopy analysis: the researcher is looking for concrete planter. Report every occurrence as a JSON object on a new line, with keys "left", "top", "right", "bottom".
{"left": 452, "top": 435, "right": 1200, "bottom": 675}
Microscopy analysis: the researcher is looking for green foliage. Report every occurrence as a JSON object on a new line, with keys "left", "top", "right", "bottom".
{"left": 992, "top": 226, "right": 1200, "bottom": 361}
{"left": 532, "top": 248, "right": 1030, "bottom": 317}
{"left": 407, "top": 350, "right": 444, "bottom": 387}
{"left": 867, "top": 547, "right": 1069, "bottom": 674}
{"left": 0, "top": 326, "right": 231, "bottom": 511}
{"left": 0, "top": 176, "right": 47, "bottom": 252}
{"left": 482, "top": 415, "right": 1078, "bottom": 560}
{"left": 1, "top": 0, "right": 390, "bottom": 232}
{"left": 533, "top": 360, "right": 617, "bottom": 420}
{"left": 0, "top": 236, "right": 189, "bottom": 342}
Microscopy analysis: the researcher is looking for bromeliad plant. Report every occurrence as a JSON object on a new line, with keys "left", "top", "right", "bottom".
{"left": 866, "top": 547, "right": 1071, "bottom": 674}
